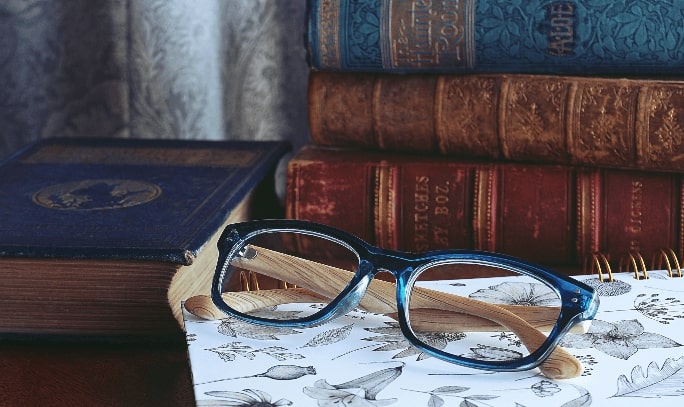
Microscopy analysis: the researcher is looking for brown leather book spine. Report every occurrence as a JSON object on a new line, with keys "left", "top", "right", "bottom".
{"left": 308, "top": 72, "right": 684, "bottom": 172}
{"left": 286, "top": 146, "right": 684, "bottom": 270}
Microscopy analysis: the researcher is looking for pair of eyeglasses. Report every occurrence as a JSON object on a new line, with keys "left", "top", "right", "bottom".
{"left": 190, "top": 219, "right": 599, "bottom": 379}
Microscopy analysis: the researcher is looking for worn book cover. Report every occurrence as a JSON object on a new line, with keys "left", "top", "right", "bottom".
{"left": 308, "top": 71, "right": 684, "bottom": 172}
{"left": 0, "top": 137, "right": 289, "bottom": 340}
{"left": 307, "top": 0, "right": 684, "bottom": 75}
{"left": 287, "top": 145, "right": 683, "bottom": 272}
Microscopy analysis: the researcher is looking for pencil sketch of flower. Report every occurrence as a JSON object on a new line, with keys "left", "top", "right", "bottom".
{"left": 580, "top": 277, "right": 632, "bottom": 296}
{"left": 576, "top": 354, "right": 598, "bottom": 376}
{"left": 361, "top": 321, "right": 465, "bottom": 361}
{"left": 402, "top": 385, "right": 500, "bottom": 407}
{"left": 303, "top": 365, "right": 402, "bottom": 406}
{"left": 634, "top": 292, "right": 684, "bottom": 324}
{"left": 197, "top": 388, "right": 292, "bottom": 407}
{"left": 469, "top": 281, "right": 561, "bottom": 306}
{"left": 559, "top": 319, "right": 682, "bottom": 359}
{"left": 530, "top": 380, "right": 561, "bottom": 397}
{"left": 497, "top": 380, "right": 561, "bottom": 398}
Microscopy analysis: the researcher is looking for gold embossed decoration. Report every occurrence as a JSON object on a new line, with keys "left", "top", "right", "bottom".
{"left": 33, "top": 179, "right": 162, "bottom": 211}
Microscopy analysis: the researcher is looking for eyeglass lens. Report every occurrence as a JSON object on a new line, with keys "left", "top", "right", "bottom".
{"left": 219, "top": 230, "right": 562, "bottom": 363}
{"left": 408, "top": 263, "right": 562, "bottom": 362}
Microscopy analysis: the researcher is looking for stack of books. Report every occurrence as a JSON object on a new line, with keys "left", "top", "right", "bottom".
{"left": 285, "top": 0, "right": 684, "bottom": 275}
{"left": 183, "top": 4, "right": 684, "bottom": 404}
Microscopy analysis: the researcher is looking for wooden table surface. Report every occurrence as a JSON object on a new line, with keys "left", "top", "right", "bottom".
{"left": 0, "top": 339, "right": 195, "bottom": 406}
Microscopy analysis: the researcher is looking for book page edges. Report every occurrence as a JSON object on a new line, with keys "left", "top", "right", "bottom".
{"left": 167, "top": 191, "right": 254, "bottom": 327}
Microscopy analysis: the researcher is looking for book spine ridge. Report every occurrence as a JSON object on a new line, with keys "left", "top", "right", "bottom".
{"left": 308, "top": 0, "right": 684, "bottom": 75}
{"left": 287, "top": 147, "right": 684, "bottom": 270}
{"left": 308, "top": 72, "right": 684, "bottom": 172}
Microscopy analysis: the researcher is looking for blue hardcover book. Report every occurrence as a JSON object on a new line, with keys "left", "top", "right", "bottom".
{"left": 0, "top": 137, "right": 289, "bottom": 340}
{"left": 307, "top": 0, "right": 684, "bottom": 74}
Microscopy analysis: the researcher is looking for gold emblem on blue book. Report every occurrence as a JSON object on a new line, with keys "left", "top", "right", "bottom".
{"left": 33, "top": 179, "right": 162, "bottom": 210}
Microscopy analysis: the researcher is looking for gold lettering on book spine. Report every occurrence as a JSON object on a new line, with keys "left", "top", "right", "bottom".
{"left": 318, "top": 0, "right": 341, "bottom": 68}
{"left": 374, "top": 163, "right": 397, "bottom": 249}
{"left": 390, "top": 0, "right": 474, "bottom": 69}
{"left": 413, "top": 175, "right": 431, "bottom": 251}
{"left": 546, "top": 2, "right": 576, "bottom": 56}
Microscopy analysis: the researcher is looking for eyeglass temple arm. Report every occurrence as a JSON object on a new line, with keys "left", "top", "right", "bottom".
{"left": 223, "top": 245, "right": 583, "bottom": 379}
{"left": 189, "top": 287, "right": 584, "bottom": 333}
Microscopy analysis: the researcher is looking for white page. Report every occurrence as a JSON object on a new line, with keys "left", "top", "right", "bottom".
{"left": 184, "top": 270, "right": 684, "bottom": 406}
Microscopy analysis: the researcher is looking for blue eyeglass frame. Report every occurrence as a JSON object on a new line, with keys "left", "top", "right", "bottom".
{"left": 211, "top": 219, "right": 599, "bottom": 373}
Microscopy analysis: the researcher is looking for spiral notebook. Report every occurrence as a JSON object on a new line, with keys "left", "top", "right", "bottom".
{"left": 183, "top": 263, "right": 684, "bottom": 406}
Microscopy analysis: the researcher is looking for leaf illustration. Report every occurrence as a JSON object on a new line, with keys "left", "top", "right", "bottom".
{"left": 614, "top": 357, "right": 684, "bottom": 397}
{"left": 208, "top": 342, "right": 304, "bottom": 362}
{"left": 208, "top": 342, "right": 255, "bottom": 362}
{"left": 431, "top": 386, "right": 469, "bottom": 394}
{"left": 256, "top": 346, "right": 305, "bottom": 361}
{"left": 466, "top": 395, "right": 499, "bottom": 401}
{"left": 218, "top": 318, "right": 300, "bottom": 340}
{"left": 560, "top": 385, "right": 592, "bottom": 407}
{"left": 300, "top": 323, "right": 354, "bottom": 348}
{"left": 428, "top": 394, "right": 445, "bottom": 407}
{"left": 362, "top": 321, "right": 463, "bottom": 361}
{"left": 467, "top": 344, "right": 523, "bottom": 361}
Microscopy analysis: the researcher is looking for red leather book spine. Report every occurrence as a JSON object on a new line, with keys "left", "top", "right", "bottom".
{"left": 286, "top": 146, "right": 684, "bottom": 270}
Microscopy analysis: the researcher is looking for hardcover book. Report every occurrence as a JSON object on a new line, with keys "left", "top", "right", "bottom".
{"left": 307, "top": 0, "right": 684, "bottom": 75}
{"left": 309, "top": 71, "right": 684, "bottom": 172}
{"left": 0, "top": 137, "right": 289, "bottom": 340}
{"left": 286, "top": 145, "right": 683, "bottom": 272}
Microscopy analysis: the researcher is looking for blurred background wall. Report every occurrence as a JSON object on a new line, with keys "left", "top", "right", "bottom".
{"left": 0, "top": 0, "right": 310, "bottom": 181}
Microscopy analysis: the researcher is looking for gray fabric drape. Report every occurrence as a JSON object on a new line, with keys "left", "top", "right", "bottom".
{"left": 0, "top": 0, "right": 309, "bottom": 164}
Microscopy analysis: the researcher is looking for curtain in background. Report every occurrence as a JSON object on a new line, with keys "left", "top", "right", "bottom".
{"left": 0, "top": 0, "right": 309, "bottom": 184}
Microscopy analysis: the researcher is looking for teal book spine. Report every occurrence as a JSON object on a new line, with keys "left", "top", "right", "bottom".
{"left": 307, "top": 0, "right": 684, "bottom": 74}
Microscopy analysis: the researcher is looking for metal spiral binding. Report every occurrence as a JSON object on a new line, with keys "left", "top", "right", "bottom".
{"left": 651, "top": 248, "right": 683, "bottom": 278}
{"left": 619, "top": 251, "right": 649, "bottom": 280}
{"left": 240, "top": 270, "right": 261, "bottom": 292}
{"left": 585, "top": 252, "right": 613, "bottom": 282}
{"left": 585, "top": 249, "right": 683, "bottom": 281}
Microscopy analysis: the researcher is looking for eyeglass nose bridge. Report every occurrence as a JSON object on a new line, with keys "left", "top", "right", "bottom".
{"left": 355, "top": 253, "right": 419, "bottom": 311}
{"left": 321, "top": 260, "right": 377, "bottom": 323}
